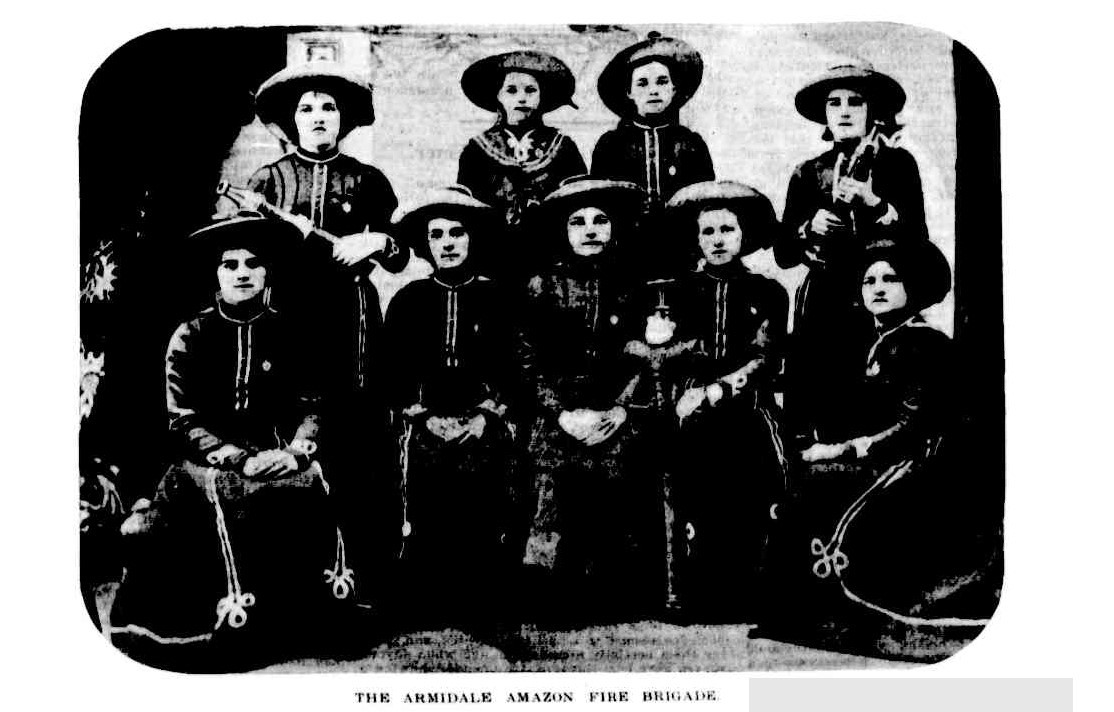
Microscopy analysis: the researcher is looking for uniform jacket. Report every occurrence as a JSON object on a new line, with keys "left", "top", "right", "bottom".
{"left": 590, "top": 119, "right": 714, "bottom": 211}
{"left": 666, "top": 264, "right": 789, "bottom": 401}
{"left": 519, "top": 259, "right": 640, "bottom": 414}
{"left": 384, "top": 274, "right": 519, "bottom": 418}
{"left": 457, "top": 123, "right": 587, "bottom": 230}
{"left": 775, "top": 144, "right": 928, "bottom": 271}
{"left": 248, "top": 149, "right": 402, "bottom": 395}
{"left": 165, "top": 303, "right": 319, "bottom": 465}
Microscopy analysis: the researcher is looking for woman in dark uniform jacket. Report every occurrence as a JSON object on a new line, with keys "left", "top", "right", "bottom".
{"left": 775, "top": 64, "right": 929, "bottom": 449}
{"left": 659, "top": 181, "right": 789, "bottom": 621}
{"left": 591, "top": 33, "right": 714, "bottom": 280}
{"left": 383, "top": 186, "right": 522, "bottom": 627}
{"left": 518, "top": 177, "right": 655, "bottom": 621}
{"left": 236, "top": 62, "right": 410, "bottom": 605}
{"left": 457, "top": 50, "right": 586, "bottom": 280}
{"left": 109, "top": 218, "right": 346, "bottom": 670}
{"left": 762, "top": 238, "right": 995, "bottom": 641}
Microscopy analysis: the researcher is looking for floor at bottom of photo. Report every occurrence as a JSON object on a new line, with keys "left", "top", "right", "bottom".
{"left": 93, "top": 584, "right": 982, "bottom": 672}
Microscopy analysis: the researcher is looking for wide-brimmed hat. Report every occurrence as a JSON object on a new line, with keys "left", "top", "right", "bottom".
{"left": 461, "top": 50, "right": 578, "bottom": 114}
{"left": 859, "top": 237, "right": 951, "bottom": 312}
{"left": 666, "top": 181, "right": 778, "bottom": 254}
{"left": 597, "top": 33, "right": 704, "bottom": 118}
{"left": 186, "top": 215, "right": 302, "bottom": 288}
{"left": 794, "top": 63, "right": 906, "bottom": 125}
{"left": 393, "top": 185, "right": 495, "bottom": 255}
{"left": 539, "top": 176, "right": 645, "bottom": 222}
{"left": 255, "top": 61, "right": 375, "bottom": 143}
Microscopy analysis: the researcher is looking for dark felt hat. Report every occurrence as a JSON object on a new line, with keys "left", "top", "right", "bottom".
{"left": 859, "top": 237, "right": 951, "bottom": 312}
{"left": 666, "top": 180, "right": 779, "bottom": 255}
{"left": 185, "top": 215, "right": 302, "bottom": 294}
{"left": 187, "top": 215, "right": 301, "bottom": 264}
{"left": 461, "top": 50, "right": 578, "bottom": 114}
{"left": 795, "top": 63, "right": 906, "bottom": 125}
{"left": 255, "top": 61, "right": 375, "bottom": 143}
{"left": 393, "top": 185, "right": 495, "bottom": 255}
{"left": 597, "top": 33, "right": 704, "bottom": 117}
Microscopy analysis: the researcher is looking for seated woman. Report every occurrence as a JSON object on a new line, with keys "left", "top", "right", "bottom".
{"left": 761, "top": 238, "right": 995, "bottom": 643}
{"left": 383, "top": 187, "right": 522, "bottom": 629}
{"left": 518, "top": 177, "right": 659, "bottom": 621}
{"left": 457, "top": 50, "right": 586, "bottom": 281}
{"left": 657, "top": 181, "right": 789, "bottom": 621}
{"left": 109, "top": 217, "right": 350, "bottom": 670}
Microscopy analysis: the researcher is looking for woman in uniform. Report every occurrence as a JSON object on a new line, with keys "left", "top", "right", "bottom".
{"left": 109, "top": 217, "right": 347, "bottom": 670}
{"left": 457, "top": 50, "right": 587, "bottom": 281}
{"left": 232, "top": 62, "right": 413, "bottom": 606}
{"left": 384, "top": 186, "right": 523, "bottom": 630}
{"left": 518, "top": 176, "right": 657, "bottom": 622}
{"left": 591, "top": 33, "right": 714, "bottom": 280}
{"left": 762, "top": 238, "right": 995, "bottom": 644}
{"left": 775, "top": 63, "right": 929, "bottom": 450}
{"left": 660, "top": 181, "right": 789, "bottom": 621}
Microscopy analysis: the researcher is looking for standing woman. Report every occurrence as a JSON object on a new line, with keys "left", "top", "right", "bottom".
{"left": 519, "top": 177, "right": 655, "bottom": 621}
{"left": 383, "top": 186, "right": 523, "bottom": 630}
{"left": 233, "top": 61, "right": 408, "bottom": 608}
{"left": 776, "top": 64, "right": 929, "bottom": 448}
{"left": 457, "top": 50, "right": 587, "bottom": 281}
{"left": 592, "top": 33, "right": 714, "bottom": 279}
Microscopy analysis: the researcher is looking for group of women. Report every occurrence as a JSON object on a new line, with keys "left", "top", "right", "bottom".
{"left": 107, "top": 33, "right": 995, "bottom": 669}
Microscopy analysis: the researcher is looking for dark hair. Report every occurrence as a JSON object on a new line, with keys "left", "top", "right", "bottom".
{"left": 410, "top": 207, "right": 492, "bottom": 271}
{"left": 623, "top": 57, "right": 680, "bottom": 118}
{"left": 858, "top": 249, "right": 941, "bottom": 314}
{"left": 820, "top": 84, "right": 902, "bottom": 142}
{"left": 671, "top": 198, "right": 777, "bottom": 265}
{"left": 273, "top": 81, "right": 358, "bottom": 146}
{"left": 491, "top": 69, "right": 543, "bottom": 119}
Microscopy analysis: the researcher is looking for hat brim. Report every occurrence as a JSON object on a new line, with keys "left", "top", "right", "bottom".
{"left": 540, "top": 179, "right": 645, "bottom": 221}
{"left": 795, "top": 67, "right": 906, "bottom": 125}
{"left": 597, "top": 36, "right": 704, "bottom": 118}
{"left": 394, "top": 191, "right": 496, "bottom": 252}
{"left": 666, "top": 181, "right": 778, "bottom": 254}
{"left": 185, "top": 216, "right": 302, "bottom": 292}
{"left": 461, "top": 50, "right": 577, "bottom": 115}
{"left": 188, "top": 216, "right": 301, "bottom": 261}
{"left": 255, "top": 63, "right": 375, "bottom": 142}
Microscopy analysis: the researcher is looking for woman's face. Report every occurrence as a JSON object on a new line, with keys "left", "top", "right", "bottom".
{"left": 294, "top": 90, "right": 341, "bottom": 152}
{"left": 627, "top": 61, "right": 675, "bottom": 117}
{"left": 697, "top": 208, "right": 744, "bottom": 267}
{"left": 825, "top": 88, "right": 869, "bottom": 141}
{"left": 862, "top": 260, "right": 909, "bottom": 317}
{"left": 427, "top": 217, "right": 471, "bottom": 270}
{"left": 566, "top": 206, "right": 613, "bottom": 257}
{"left": 497, "top": 71, "right": 541, "bottom": 126}
{"left": 217, "top": 248, "right": 267, "bottom": 305}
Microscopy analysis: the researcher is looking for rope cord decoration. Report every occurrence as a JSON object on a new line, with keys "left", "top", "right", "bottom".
{"left": 809, "top": 455, "right": 992, "bottom": 628}
{"left": 200, "top": 468, "right": 256, "bottom": 630}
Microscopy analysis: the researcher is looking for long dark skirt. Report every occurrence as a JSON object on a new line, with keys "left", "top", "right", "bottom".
{"left": 760, "top": 441, "right": 999, "bottom": 645}
{"left": 393, "top": 420, "right": 517, "bottom": 628}
{"left": 674, "top": 399, "right": 786, "bottom": 621}
{"left": 318, "top": 394, "right": 402, "bottom": 609}
{"left": 109, "top": 461, "right": 348, "bottom": 671}
{"left": 524, "top": 413, "right": 663, "bottom": 623}
{"left": 782, "top": 269, "right": 874, "bottom": 444}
